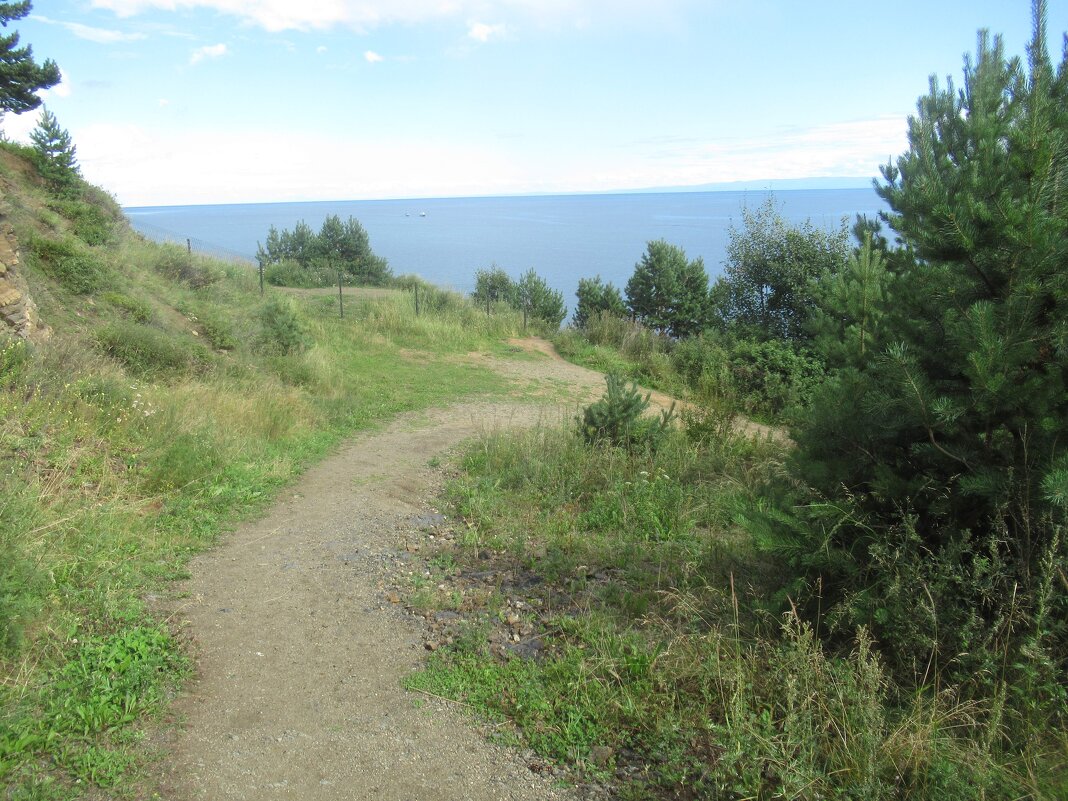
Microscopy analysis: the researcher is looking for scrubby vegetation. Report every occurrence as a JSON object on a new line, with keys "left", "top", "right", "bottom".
{"left": 0, "top": 142, "right": 529, "bottom": 796}
{"left": 471, "top": 264, "right": 567, "bottom": 332}
{"left": 409, "top": 6, "right": 1068, "bottom": 799}
{"left": 256, "top": 214, "right": 393, "bottom": 287}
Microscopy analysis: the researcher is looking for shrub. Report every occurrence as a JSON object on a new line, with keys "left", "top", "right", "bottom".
{"left": 47, "top": 198, "right": 117, "bottom": 246}
{"left": 257, "top": 296, "right": 309, "bottom": 354}
{"left": 189, "top": 305, "right": 238, "bottom": 351}
{"left": 264, "top": 259, "right": 333, "bottom": 288}
{"left": 28, "top": 234, "right": 108, "bottom": 294}
{"left": 579, "top": 373, "right": 674, "bottom": 451}
{"left": 674, "top": 335, "right": 824, "bottom": 422}
{"left": 153, "top": 243, "right": 222, "bottom": 289}
{"left": 96, "top": 320, "right": 193, "bottom": 376}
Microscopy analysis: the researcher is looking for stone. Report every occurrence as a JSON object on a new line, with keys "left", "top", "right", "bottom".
{"left": 589, "top": 745, "right": 615, "bottom": 767}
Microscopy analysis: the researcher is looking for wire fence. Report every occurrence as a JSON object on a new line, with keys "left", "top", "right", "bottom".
{"left": 128, "top": 218, "right": 256, "bottom": 267}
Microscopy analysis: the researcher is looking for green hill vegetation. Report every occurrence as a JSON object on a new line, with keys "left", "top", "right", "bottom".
{"left": 0, "top": 141, "right": 532, "bottom": 796}
{"left": 0, "top": 2, "right": 1064, "bottom": 799}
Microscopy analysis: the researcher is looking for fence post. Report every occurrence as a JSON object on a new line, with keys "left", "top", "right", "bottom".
{"left": 186, "top": 238, "right": 191, "bottom": 254}
{"left": 258, "top": 262, "right": 264, "bottom": 295}
{"left": 337, "top": 265, "right": 344, "bottom": 319}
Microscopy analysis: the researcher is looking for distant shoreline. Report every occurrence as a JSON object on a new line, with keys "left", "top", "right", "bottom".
{"left": 124, "top": 179, "right": 879, "bottom": 213}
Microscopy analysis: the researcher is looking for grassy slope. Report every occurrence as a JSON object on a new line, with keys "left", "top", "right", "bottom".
{"left": 0, "top": 147, "right": 523, "bottom": 798}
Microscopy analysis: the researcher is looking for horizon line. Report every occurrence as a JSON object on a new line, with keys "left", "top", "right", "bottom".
{"left": 122, "top": 176, "right": 881, "bottom": 210}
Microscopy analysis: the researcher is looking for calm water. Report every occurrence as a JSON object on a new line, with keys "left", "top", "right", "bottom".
{"left": 125, "top": 189, "right": 885, "bottom": 309}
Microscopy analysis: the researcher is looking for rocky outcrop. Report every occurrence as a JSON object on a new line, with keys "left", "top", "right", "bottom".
{"left": 0, "top": 221, "right": 48, "bottom": 341}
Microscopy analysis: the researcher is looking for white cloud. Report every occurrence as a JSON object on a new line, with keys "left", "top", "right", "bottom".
{"left": 467, "top": 21, "right": 506, "bottom": 43}
{"left": 364, "top": 50, "right": 383, "bottom": 63}
{"left": 158, "top": 98, "right": 170, "bottom": 107}
{"left": 31, "top": 15, "right": 147, "bottom": 44}
{"left": 190, "top": 43, "right": 229, "bottom": 65}
{"left": 73, "top": 123, "right": 525, "bottom": 205}
{"left": 89, "top": 0, "right": 693, "bottom": 33}
{"left": 316, "top": 45, "right": 327, "bottom": 54}
{"left": 1, "top": 108, "right": 44, "bottom": 143}
{"left": 47, "top": 70, "right": 73, "bottom": 99}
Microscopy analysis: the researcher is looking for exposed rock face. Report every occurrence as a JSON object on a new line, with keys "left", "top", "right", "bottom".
{"left": 0, "top": 221, "right": 49, "bottom": 341}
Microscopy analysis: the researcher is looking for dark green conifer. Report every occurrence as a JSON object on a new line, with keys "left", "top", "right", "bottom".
{"left": 0, "top": 2, "right": 60, "bottom": 116}
{"left": 29, "top": 105, "right": 78, "bottom": 190}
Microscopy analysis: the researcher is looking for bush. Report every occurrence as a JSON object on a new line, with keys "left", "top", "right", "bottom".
{"left": 673, "top": 334, "right": 824, "bottom": 422}
{"left": 47, "top": 198, "right": 117, "bottom": 246}
{"left": 28, "top": 234, "right": 108, "bottom": 294}
{"left": 257, "top": 296, "right": 309, "bottom": 354}
{"left": 264, "top": 259, "right": 333, "bottom": 288}
{"left": 579, "top": 373, "right": 674, "bottom": 451}
{"left": 153, "top": 244, "right": 222, "bottom": 289}
{"left": 96, "top": 320, "right": 194, "bottom": 376}
{"left": 190, "top": 305, "right": 238, "bottom": 351}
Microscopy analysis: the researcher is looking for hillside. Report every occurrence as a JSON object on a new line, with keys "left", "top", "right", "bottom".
{"left": 0, "top": 145, "right": 528, "bottom": 797}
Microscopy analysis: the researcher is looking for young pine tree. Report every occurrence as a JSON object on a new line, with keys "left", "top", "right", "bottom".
{"left": 787, "top": 0, "right": 1068, "bottom": 682}
{"left": 29, "top": 106, "right": 79, "bottom": 191}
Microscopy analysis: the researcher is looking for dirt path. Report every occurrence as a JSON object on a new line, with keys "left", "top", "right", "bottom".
{"left": 155, "top": 338, "right": 778, "bottom": 799}
{"left": 155, "top": 342, "right": 612, "bottom": 800}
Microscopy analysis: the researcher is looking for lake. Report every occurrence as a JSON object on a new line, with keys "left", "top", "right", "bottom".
{"left": 125, "top": 188, "right": 886, "bottom": 310}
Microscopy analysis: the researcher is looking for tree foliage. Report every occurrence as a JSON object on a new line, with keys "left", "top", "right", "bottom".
{"left": 712, "top": 197, "right": 850, "bottom": 342}
{"left": 516, "top": 268, "right": 567, "bottom": 329}
{"left": 256, "top": 215, "right": 391, "bottom": 285}
{"left": 625, "top": 239, "right": 709, "bottom": 338}
{"left": 0, "top": 1, "right": 60, "bottom": 116}
{"left": 472, "top": 265, "right": 516, "bottom": 306}
{"left": 572, "top": 275, "right": 626, "bottom": 329}
{"left": 785, "top": 2, "right": 1068, "bottom": 682}
{"left": 29, "top": 105, "right": 78, "bottom": 191}
{"left": 471, "top": 266, "right": 566, "bottom": 329}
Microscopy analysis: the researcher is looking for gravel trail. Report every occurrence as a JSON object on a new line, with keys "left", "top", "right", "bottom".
{"left": 155, "top": 341, "right": 606, "bottom": 800}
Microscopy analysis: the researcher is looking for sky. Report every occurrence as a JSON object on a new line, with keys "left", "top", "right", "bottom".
{"left": 3, "top": 0, "right": 1066, "bottom": 206}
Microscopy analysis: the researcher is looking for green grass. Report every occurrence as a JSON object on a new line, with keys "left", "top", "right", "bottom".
{"left": 405, "top": 409, "right": 1065, "bottom": 799}
{"left": 0, "top": 149, "right": 532, "bottom": 796}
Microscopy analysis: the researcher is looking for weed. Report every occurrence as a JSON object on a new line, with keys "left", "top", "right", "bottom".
{"left": 152, "top": 244, "right": 222, "bottom": 289}
{"left": 26, "top": 234, "right": 108, "bottom": 295}
{"left": 96, "top": 320, "right": 198, "bottom": 376}
{"left": 101, "top": 291, "right": 153, "bottom": 323}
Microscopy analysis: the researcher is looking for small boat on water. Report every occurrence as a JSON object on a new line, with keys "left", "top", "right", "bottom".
{"left": 419, "top": 211, "right": 427, "bottom": 217}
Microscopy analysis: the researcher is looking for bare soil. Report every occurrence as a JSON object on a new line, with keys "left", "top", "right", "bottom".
{"left": 153, "top": 340, "right": 612, "bottom": 800}
{"left": 153, "top": 337, "right": 775, "bottom": 799}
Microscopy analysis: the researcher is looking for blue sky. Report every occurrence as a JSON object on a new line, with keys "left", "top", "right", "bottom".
{"left": 4, "top": 1, "right": 1065, "bottom": 206}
